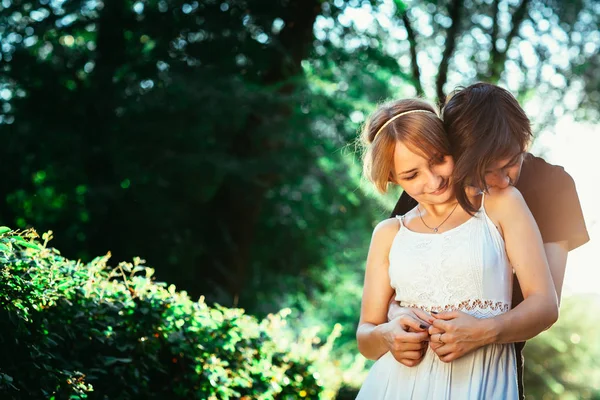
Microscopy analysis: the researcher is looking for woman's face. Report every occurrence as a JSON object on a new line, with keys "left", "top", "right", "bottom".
{"left": 392, "top": 140, "right": 455, "bottom": 205}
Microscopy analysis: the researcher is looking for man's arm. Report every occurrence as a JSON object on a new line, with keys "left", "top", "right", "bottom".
{"left": 544, "top": 241, "right": 568, "bottom": 306}
{"left": 427, "top": 187, "right": 559, "bottom": 362}
{"left": 390, "top": 191, "right": 417, "bottom": 217}
{"left": 514, "top": 163, "right": 588, "bottom": 309}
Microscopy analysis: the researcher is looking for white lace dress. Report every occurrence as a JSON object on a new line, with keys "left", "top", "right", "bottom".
{"left": 356, "top": 198, "right": 518, "bottom": 399}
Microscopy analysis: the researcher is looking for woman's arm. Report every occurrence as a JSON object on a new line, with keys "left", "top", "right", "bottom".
{"left": 429, "top": 187, "right": 558, "bottom": 361}
{"left": 356, "top": 218, "right": 429, "bottom": 361}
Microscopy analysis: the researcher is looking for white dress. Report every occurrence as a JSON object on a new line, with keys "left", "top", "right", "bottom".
{"left": 357, "top": 196, "right": 518, "bottom": 399}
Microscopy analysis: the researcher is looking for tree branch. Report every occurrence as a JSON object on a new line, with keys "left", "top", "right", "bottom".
{"left": 488, "top": 0, "right": 501, "bottom": 81}
{"left": 489, "top": 0, "right": 532, "bottom": 81}
{"left": 505, "top": 0, "right": 532, "bottom": 53}
{"left": 400, "top": 10, "right": 424, "bottom": 96}
{"left": 436, "top": 0, "right": 464, "bottom": 107}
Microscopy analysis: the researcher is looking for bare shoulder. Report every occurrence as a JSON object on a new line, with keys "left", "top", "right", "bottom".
{"left": 486, "top": 185, "right": 525, "bottom": 203}
{"left": 484, "top": 186, "right": 529, "bottom": 221}
{"left": 371, "top": 217, "right": 402, "bottom": 247}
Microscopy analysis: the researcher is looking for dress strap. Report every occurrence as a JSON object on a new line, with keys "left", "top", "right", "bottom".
{"left": 479, "top": 192, "right": 486, "bottom": 211}
{"left": 395, "top": 214, "right": 405, "bottom": 229}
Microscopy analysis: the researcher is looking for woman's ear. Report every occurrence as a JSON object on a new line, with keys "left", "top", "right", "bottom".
{"left": 388, "top": 170, "right": 397, "bottom": 184}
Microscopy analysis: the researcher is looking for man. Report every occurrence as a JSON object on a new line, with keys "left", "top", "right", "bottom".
{"left": 387, "top": 82, "right": 589, "bottom": 399}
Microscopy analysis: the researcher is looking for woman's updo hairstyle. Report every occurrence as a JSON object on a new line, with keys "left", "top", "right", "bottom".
{"left": 361, "top": 99, "right": 450, "bottom": 193}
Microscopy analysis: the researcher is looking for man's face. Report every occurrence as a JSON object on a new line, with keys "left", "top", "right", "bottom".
{"left": 483, "top": 152, "right": 525, "bottom": 189}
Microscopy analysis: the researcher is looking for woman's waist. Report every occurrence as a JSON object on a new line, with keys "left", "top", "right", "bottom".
{"left": 398, "top": 298, "right": 511, "bottom": 318}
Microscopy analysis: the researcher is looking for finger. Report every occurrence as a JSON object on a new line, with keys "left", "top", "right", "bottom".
{"left": 436, "top": 333, "right": 446, "bottom": 344}
{"left": 440, "top": 353, "right": 457, "bottom": 363}
{"left": 392, "top": 350, "right": 423, "bottom": 361}
{"left": 428, "top": 333, "right": 442, "bottom": 344}
{"left": 429, "top": 341, "right": 443, "bottom": 351}
{"left": 440, "top": 333, "right": 453, "bottom": 343}
{"left": 412, "top": 308, "right": 435, "bottom": 325}
{"left": 428, "top": 326, "right": 444, "bottom": 335}
{"left": 388, "top": 305, "right": 423, "bottom": 322}
{"left": 393, "top": 342, "right": 425, "bottom": 352}
{"left": 433, "top": 310, "right": 460, "bottom": 320}
{"left": 432, "top": 319, "right": 452, "bottom": 332}
{"left": 408, "top": 325, "right": 431, "bottom": 333}
{"left": 399, "top": 315, "right": 429, "bottom": 332}
{"left": 396, "top": 331, "right": 430, "bottom": 343}
{"left": 398, "top": 358, "right": 422, "bottom": 367}
{"left": 432, "top": 344, "right": 453, "bottom": 358}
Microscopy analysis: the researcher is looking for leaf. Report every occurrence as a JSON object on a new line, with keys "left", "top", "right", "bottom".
{"left": 19, "top": 241, "right": 42, "bottom": 250}
{"left": 102, "top": 357, "right": 133, "bottom": 366}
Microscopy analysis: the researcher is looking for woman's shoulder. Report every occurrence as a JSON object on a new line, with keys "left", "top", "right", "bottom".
{"left": 487, "top": 185, "right": 524, "bottom": 201}
{"left": 484, "top": 186, "right": 528, "bottom": 218}
{"left": 373, "top": 217, "right": 401, "bottom": 235}
{"left": 371, "top": 217, "right": 402, "bottom": 246}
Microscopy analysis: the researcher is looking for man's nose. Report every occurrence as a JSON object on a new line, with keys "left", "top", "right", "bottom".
{"left": 494, "top": 174, "right": 510, "bottom": 189}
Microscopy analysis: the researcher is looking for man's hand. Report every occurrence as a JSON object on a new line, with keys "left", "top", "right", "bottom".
{"left": 380, "top": 313, "right": 430, "bottom": 367}
{"left": 427, "top": 311, "right": 494, "bottom": 362}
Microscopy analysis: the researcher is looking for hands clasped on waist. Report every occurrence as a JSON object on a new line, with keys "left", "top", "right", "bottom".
{"left": 382, "top": 306, "right": 493, "bottom": 366}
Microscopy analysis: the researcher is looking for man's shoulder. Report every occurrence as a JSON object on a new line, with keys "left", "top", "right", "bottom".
{"left": 519, "top": 154, "right": 588, "bottom": 251}
{"left": 519, "top": 153, "right": 574, "bottom": 193}
{"left": 521, "top": 153, "right": 567, "bottom": 177}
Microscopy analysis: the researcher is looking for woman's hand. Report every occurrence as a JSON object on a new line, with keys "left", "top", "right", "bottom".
{"left": 388, "top": 303, "right": 435, "bottom": 328}
{"left": 381, "top": 314, "right": 430, "bottom": 367}
{"left": 427, "top": 311, "right": 495, "bottom": 362}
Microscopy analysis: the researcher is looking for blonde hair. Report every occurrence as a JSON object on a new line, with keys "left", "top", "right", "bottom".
{"left": 360, "top": 99, "right": 449, "bottom": 193}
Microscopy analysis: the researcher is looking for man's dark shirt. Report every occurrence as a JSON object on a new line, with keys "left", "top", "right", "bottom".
{"left": 390, "top": 153, "right": 590, "bottom": 399}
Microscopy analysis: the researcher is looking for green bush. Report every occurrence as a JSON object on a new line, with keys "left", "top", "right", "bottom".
{"left": 0, "top": 228, "right": 342, "bottom": 399}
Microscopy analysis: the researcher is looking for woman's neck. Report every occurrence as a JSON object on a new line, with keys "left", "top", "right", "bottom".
{"left": 418, "top": 191, "right": 480, "bottom": 217}
{"left": 419, "top": 201, "right": 459, "bottom": 218}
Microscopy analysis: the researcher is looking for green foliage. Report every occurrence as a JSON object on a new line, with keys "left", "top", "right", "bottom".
{"left": 0, "top": 228, "right": 345, "bottom": 399}
{"left": 0, "top": 0, "right": 386, "bottom": 311}
{"left": 524, "top": 294, "right": 600, "bottom": 399}
{"left": 0, "top": 1, "right": 598, "bottom": 398}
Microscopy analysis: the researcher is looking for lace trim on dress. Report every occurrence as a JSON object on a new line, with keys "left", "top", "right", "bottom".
{"left": 399, "top": 299, "right": 510, "bottom": 314}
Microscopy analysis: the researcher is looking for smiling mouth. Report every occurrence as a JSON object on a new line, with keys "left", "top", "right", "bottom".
{"left": 430, "top": 180, "right": 449, "bottom": 195}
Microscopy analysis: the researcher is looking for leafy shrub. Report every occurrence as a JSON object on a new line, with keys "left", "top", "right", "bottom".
{"left": 0, "top": 228, "right": 342, "bottom": 399}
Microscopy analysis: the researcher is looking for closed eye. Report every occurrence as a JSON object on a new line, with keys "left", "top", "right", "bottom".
{"left": 503, "top": 153, "right": 523, "bottom": 169}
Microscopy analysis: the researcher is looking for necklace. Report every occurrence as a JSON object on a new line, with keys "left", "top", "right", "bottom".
{"left": 417, "top": 202, "right": 460, "bottom": 233}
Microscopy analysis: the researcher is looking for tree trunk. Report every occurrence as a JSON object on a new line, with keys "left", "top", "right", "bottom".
{"left": 205, "top": 0, "right": 321, "bottom": 305}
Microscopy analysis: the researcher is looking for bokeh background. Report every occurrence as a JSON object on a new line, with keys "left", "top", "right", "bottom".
{"left": 1, "top": 0, "right": 599, "bottom": 398}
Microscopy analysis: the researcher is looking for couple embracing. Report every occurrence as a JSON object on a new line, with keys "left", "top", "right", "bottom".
{"left": 356, "top": 83, "right": 589, "bottom": 399}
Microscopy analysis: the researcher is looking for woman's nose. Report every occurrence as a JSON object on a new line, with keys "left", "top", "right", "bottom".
{"left": 427, "top": 169, "right": 443, "bottom": 190}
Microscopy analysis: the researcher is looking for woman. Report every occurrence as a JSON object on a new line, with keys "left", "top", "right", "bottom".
{"left": 355, "top": 99, "right": 557, "bottom": 399}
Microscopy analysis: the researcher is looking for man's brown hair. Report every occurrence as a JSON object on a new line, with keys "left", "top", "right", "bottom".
{"left": 442, "top": 83, "right": 533, "bottom": 213}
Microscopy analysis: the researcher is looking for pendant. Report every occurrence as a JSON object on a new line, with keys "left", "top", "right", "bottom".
{"left": 433, "top": 228, "right": 438, "bottom": 233}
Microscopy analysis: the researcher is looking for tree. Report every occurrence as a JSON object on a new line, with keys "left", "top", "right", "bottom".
{"left": 0, "top": 1, "right": 385, "bottom": 309}
{"left": 312, "top": 0, "right": 600, "bottom": 129}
